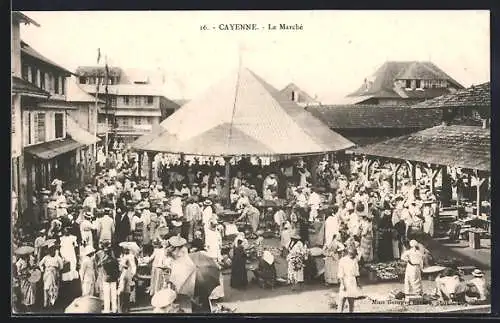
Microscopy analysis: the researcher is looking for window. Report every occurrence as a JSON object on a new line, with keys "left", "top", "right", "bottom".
{"left": 405, "top": 80, "right": 411, "bottom": 88}
{"left": 145, "top": 117, "right": 152, "bottom": 124}
{"left": 124, "top": 96, "right": 130, "bottom": 105}
{"left": 147, "top": 96, "right": 154, "bottom": 105}
{"left": 79, "top": 77, "right": 87, "bottom": 84}
{"left": 22, "top": 64, "right": 29, "bottom": 81}
{"left": 291, "top": 91, "right": 295, "bottom": 101}
{"left": 23, "top": 111, "right": 31, "bottom": 146}
{"left": 54, "top": 113, "right": 64, "bottom": 138}
{"left": 89, "top": 77, "right": 96, "bottom": 85}
{"left": 134, "top": 96, "right": 142, "bottom": 105}
{"left": 40, "top": 72, "right": 46, "bottom": 90}
{"left": 49, "top": 73, "right": 55, "bottom": 93}
{"left": 55, "top": 75, "right": 60, "bottom": 94}
{"left": 122, "top": 117, "right": 130, "bottom": 126}
{"left": 111, "top": 97, "right": 117, "bottom": 107}
{"left": 415, "top": 80, "right": 421, "bottom": 89}
{"left": 135, "top": 116, "right": 142, "bottom": 125}
{"left": 33, "top": 112, "right": 46, "bottom": 144}
{"left": 61, "top": 77, "right": 65, "bottom": 95}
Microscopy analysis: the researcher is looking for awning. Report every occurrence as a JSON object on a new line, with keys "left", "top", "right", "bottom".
{"left": 24, "top": 138, "right": 84, "bottom": 160}
{"left": 66, "top": 116, "right": 101, "bottom": 145}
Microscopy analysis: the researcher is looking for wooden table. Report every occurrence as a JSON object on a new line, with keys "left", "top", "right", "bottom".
{"left": 466, "top": 228, "right": 487, "bottom": 249}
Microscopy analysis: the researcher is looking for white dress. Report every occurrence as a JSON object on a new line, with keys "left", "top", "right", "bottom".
{"left": 60, "top": 235, "right": 79, "bottom": 281}
{"left": 204, "top": 229, "right": 224, "bottom": 300}
{"left": 337, "top": 255, "right": 361, "bottom": 299}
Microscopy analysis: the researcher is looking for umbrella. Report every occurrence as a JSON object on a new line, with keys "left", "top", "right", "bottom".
{"left": 168, "top": 252, "right": 220, "bottom": 299}
{"left": 65, "top": 296, "right": 103, "bottom": 313}
{"left": 118, "top": 241, "right": 141, "bottom": 255}
{"left": 14, "top": 246, "right": 35, "bottom": 256}
{"left": 422, "top": 265, "right": 447, "bottom": 274}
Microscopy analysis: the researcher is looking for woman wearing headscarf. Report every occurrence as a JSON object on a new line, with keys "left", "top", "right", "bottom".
{"left": 401, "top": 239, "right": 424, "bottom": 296}
{"left": 322, "top": 234, "right": 344, "bottom": 286}
{"left": 286, "top": 233, "right": 308, "bottom": 291}
{"left": 39, "top": 243, "right": 64, "bottom": 308}
{"left": 14, "top": 249, "right": 37, "bottom": 312}
{"left": 254, "top": 250, "right": 277, "bottom": 289}
{"left": 60, "top": 227, "right": 79, "bottom": 282}
{"left": 230, "top": 239, "right": 248, "bottom": 289}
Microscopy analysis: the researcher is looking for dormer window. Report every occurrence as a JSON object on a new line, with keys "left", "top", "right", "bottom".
{"left": 291, "top": 91, "right": 296, "bottom": 101}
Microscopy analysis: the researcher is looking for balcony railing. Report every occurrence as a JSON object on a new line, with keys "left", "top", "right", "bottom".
{"left": 98, "top": 123, "right": 153, "bottom": 134}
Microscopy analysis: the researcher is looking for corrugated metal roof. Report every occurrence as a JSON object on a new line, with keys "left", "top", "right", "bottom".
{"left": 20, "top": 41, "right": 73, "bottom": 75}
{"left": 24, "top": 138, "right": 84, "bottom": 160}
{"left": 12, "top": 76, "right": 50, "bottom": 98}
{"left": 66, "top": 116, "right": 100, "bottom": 145}
{"left": 352, "top": 125, "right": 490, "bottom": 172}
{"left": 132, "top": 67, "right": 354, "bottom": 156}
{"left": 306, "top": 105, "right": 442, "bottom": 129}
{"left": 413, "top": 82, "right": 490, "bottom": 109}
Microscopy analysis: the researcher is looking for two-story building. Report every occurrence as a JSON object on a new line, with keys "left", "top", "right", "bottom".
{"left": 346, "top": 61, "right": 465, "bottom": 106}
{"left": 12, "top": 12, "right": 100, "bottom": 217}
{"left": 75, "top": 66, "right": 180, "bottom": 145}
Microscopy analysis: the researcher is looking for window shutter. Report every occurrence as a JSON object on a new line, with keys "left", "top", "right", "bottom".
{"left": 46, "top": 111, "right": 54, "bottom": 140}
{"left": 23, "top": 111, "right": 30, "bottom": 146}
{"left": 31, "top": 112, "right": 38, "bottom": 144}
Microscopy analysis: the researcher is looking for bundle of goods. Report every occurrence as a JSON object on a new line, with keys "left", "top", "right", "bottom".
{"left": 366, "top": 260, "right": 406, "bottom": 281}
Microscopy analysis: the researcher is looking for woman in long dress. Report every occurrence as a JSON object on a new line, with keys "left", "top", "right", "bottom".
{"left": 59, "top": 227, "right": 79, "bottom": 281}
{"left": 422, "top": 201, "right": 435, "bottom": 238}
{"left": 15, "top": 253, "right": 37, "bottom": 311}
{"left": 287, "top": 234, "right": 308, "bottom": 291}
{"left": 401, "top": 239, "right": 424, "bottom": 295}
{"left": 119, "top": 246, "right": 138, "bottom": 304}
{"left": 359, "top": 216, "right": 374, "bottom": 264}
{"left": 230, "top": 239, "right": 248, "bottom": 289}
{"left": 377, "top": 207, "right": 394, "bottom": 262}
{"left": 39, "top": 245, "right": 64, "bottom": 308}
{"left": 205, "top": 222, "right": 225, "bottom": 300}
{"left": 148, "top": 240, "right": 172, "bottom": 296}
{"left": 323, "top": 234, "right": 344, "bottom": 286}
{"left": 79, "top": 246, "right": 97, "bottom": 296}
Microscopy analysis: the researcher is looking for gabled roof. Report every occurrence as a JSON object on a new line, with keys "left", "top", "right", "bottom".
{"left": 12, "top": 76, "right": 50, "bottom": 98}
{"left": 306, "top": 105, "right": 442, "bottom": 129}
{"left": 352, "top": 125, "right": 490, "bottom": 172}
{"left": 173, "top": 99, "right": 190, "bottom": 106}
{"left": 132, "top": 67, "right": 354, "bottom": 156}
{"left": 66, "top": 76, "right": 104, "bottom": 103}
{"left": 75, "top": 66, "right": 123, "bottom": 78}
{"left": 413, "top": 82, "right": 490, "bottom": 109}
{"left": 347, "top": 61, "right": 464, "bottom": 99}
{"left": 21, "top": 41, "right": 73, "bottom": 75}
{"left": 12, "top": 12, "right": 40, "bottom": 27}
{"left": 280, "top": 82, "right": 315, "bottom": 103}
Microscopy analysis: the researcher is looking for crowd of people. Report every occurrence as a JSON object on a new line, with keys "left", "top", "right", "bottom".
{"left": 12, "top": 146, "right": 489, "bottom": 314}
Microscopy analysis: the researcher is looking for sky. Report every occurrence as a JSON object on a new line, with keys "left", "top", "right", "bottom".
{"left": 19, "top": 10, "right": 490, "bottom": 103}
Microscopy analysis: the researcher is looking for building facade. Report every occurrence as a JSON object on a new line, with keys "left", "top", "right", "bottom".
{"left": 12, "top": 12, "right": 100, "bottom": 221}
{"left": 75, "top": 66, "right": 180, "bottom": 145}
{"left": 346, "top": 61, "right": 464, "bottom": 106}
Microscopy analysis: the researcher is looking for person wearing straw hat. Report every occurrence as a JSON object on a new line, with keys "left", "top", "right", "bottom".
{"left": 39, "top": 241, "right": 64, "bottom": 308}
{"left": 80, "top": 246, "right": 97, "bottom": 297}
{"left": 151, "top": 284, "right": 178, "bottom": 313}
{"left": 14, "top": 246, "right": 37, "bottom": 311}
{"left": 465, "top": 269, "right": 489, "bottom": 302}
{"left": 401, "top": 239, "right": 424, "bottom": 296}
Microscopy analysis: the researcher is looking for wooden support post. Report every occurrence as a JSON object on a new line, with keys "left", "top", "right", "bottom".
{"left": 224, "top": 157, "right": 232, "bottom": 208}
{"left": 365, "top": 159, "right": 375, "bottom": 179}
{"left": 425, "top": 165, "right": 441, "bottom": 193}
{"left": 147, "top": 152, "right": 154, "bottom": 183}
{"left": 138, "top": 152, "right": 143, "bottom": 179}
{"left": 390, "top": 161, "right": 403, "bottom": 194}
{"left": 474, "top": 170, "right": 485, "bottom": 217}
{"left": 407, "top": 161, "right": 416, "bottom": 185}
{"left": 441, "top": 166, "right": 452, "bottom": 207}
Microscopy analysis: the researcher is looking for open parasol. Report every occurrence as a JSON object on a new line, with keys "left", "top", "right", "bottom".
{"left": 168, "top": 252, "right": 220, "bottom": 299}
{"left": 65, "top": 296, "right": 103, "bottom": 313}
{"left": 119, "top": 241, "right": 141, "bottom": 255}
{"left": 14, "top": 246, "right": 35, "bottom": 256}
